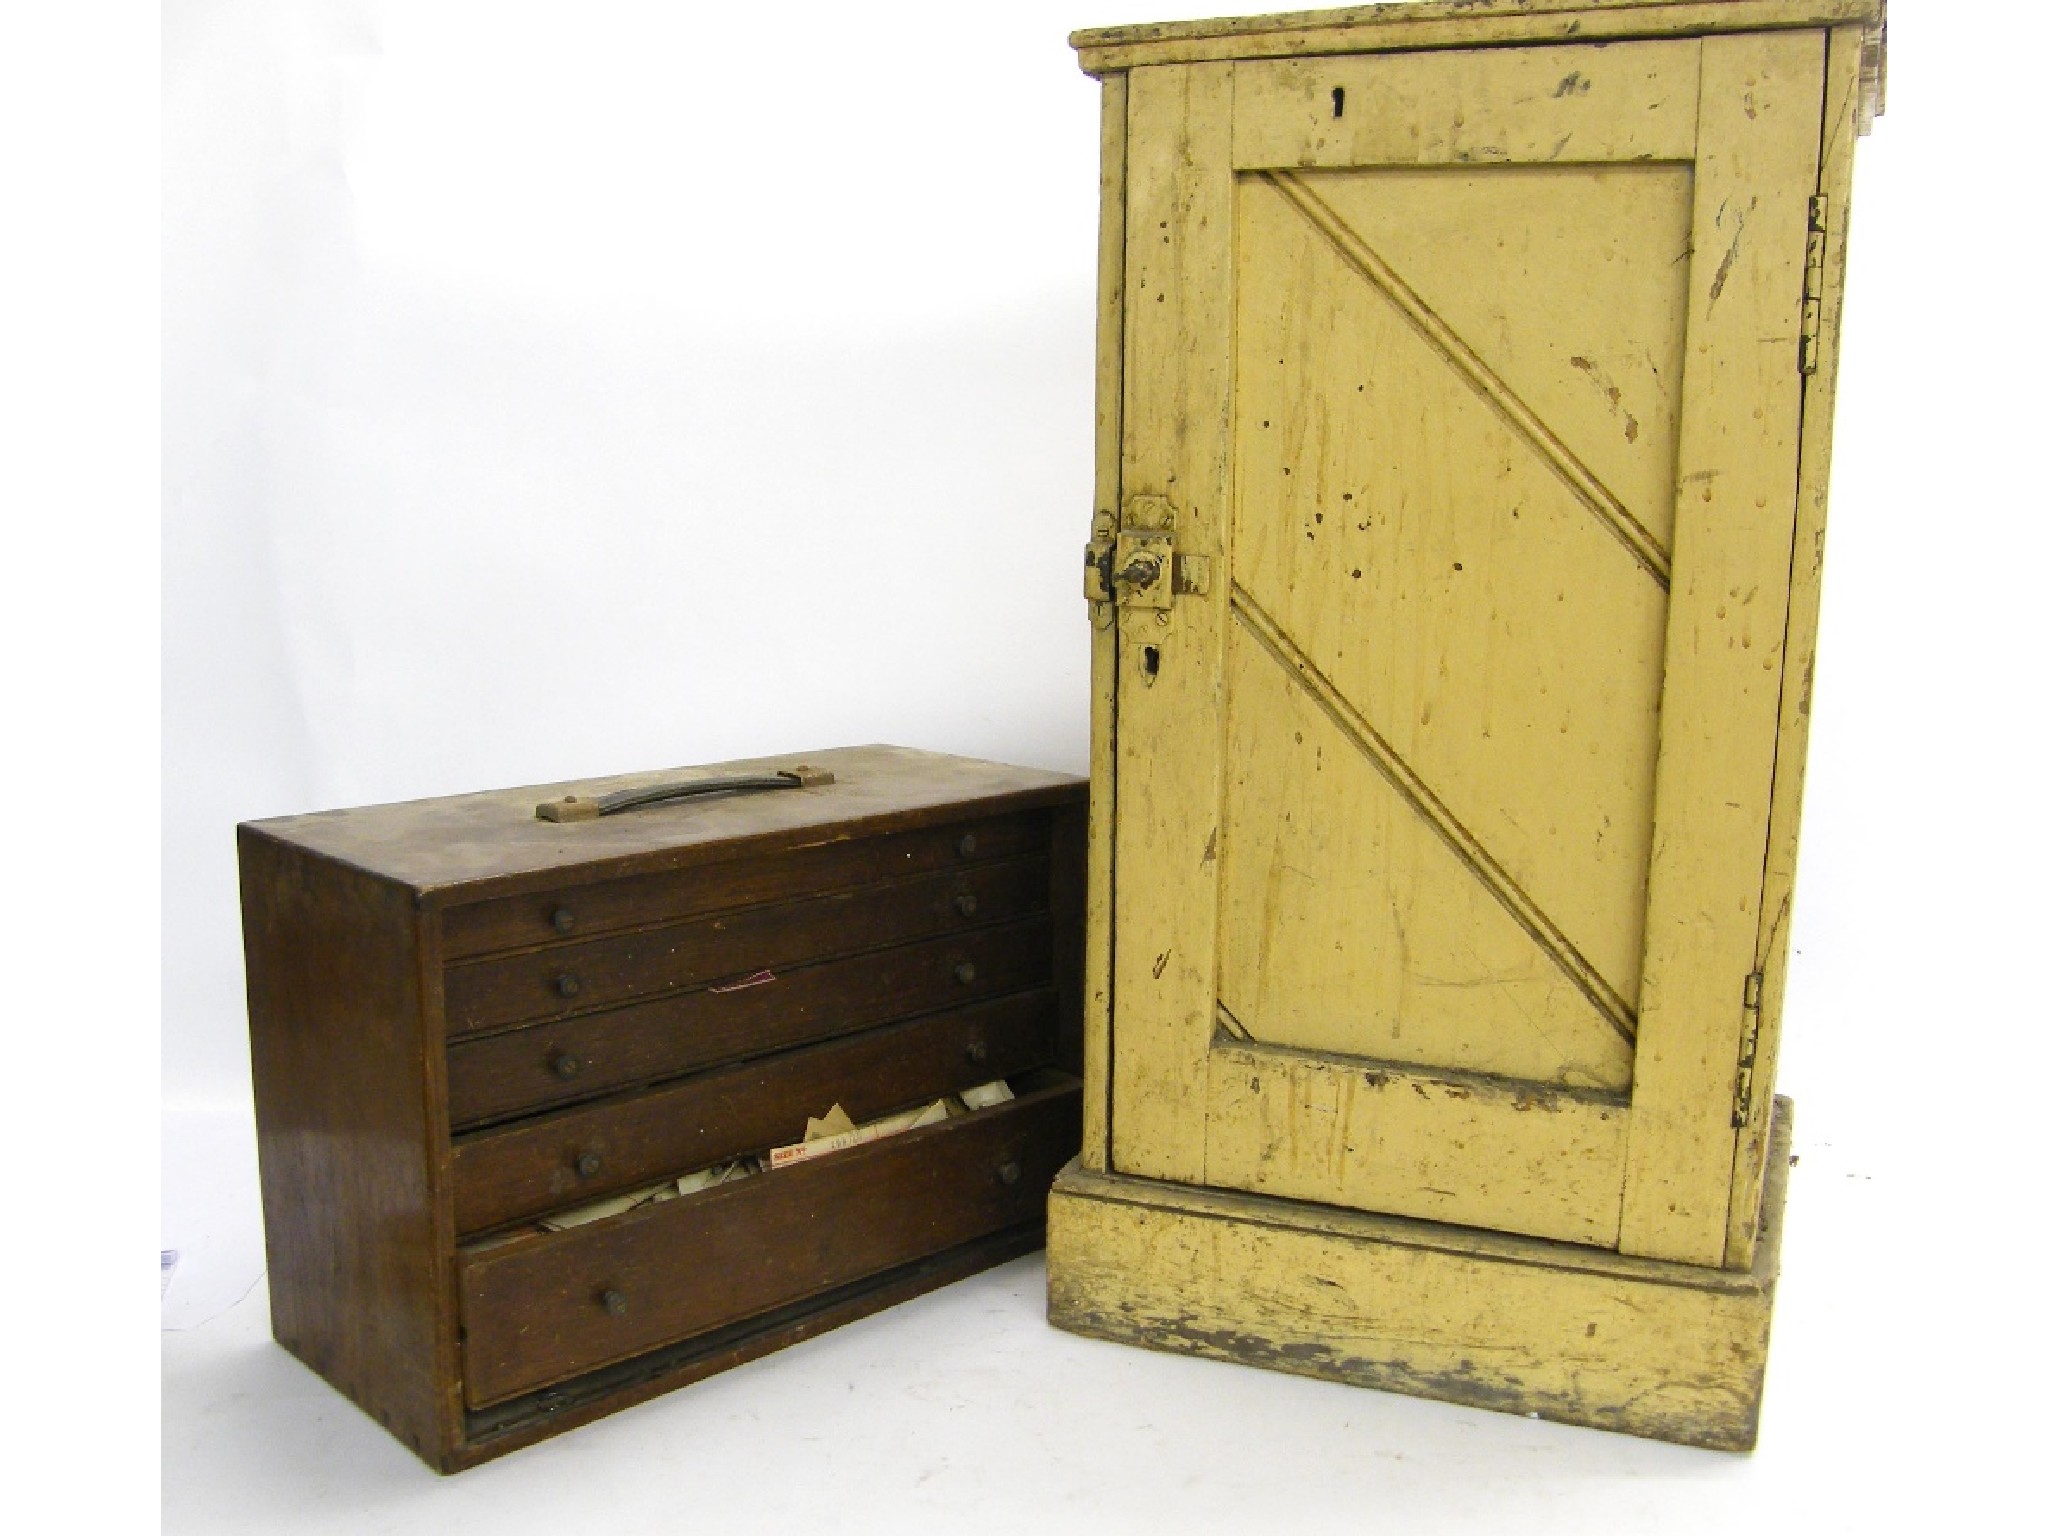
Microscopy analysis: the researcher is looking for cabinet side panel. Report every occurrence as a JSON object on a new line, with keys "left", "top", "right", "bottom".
{"left": 1725, "top": 22, "right": 1865, "bottom": 1268}
{"left": 1084, "top": 70, "right": 1129, "bottom": 1171}
{"left": 240, "top": 829, "right": 445, "bottom": 1465}
{"left": 1620, "top": 29, "right": 1826, "bottom": 1267}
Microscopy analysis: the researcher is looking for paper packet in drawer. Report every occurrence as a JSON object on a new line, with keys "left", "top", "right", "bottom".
{"left": 769, "top": 1079, "right": 1019, "bottom": 1169}
{"left": 768, "top": 1097, "right": 953, "bottom": 1169}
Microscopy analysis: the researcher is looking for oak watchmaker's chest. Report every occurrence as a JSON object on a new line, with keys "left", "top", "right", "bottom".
{"left": 240, "top": 745, "right": 1084, "bottom": 1471}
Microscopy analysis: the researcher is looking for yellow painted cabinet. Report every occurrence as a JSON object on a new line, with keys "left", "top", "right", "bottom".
{"left": 1052, "top": 0, "right": 1886, "bottom": 1451}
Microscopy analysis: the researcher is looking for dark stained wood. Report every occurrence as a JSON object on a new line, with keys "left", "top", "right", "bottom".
{"left": 442, "top": 808, "right": 1053, "bottom": 959}
{"left": 460, "top": 1076, "right": 1082, "bottom": 1408}
{"left": 238, "top": 746, "right": 1086, "bottom": 1470}
{"left": 443, "top": 855, "right": 1050, "bottom": 1037}
{"left": 448, "top": 922, "right": 1058, "bottom": 1128}
{"left": 1049, "top": 794, "right": 1088, "bottom": 1076}
{"left": 239, "top": 829, "right": 447, "bottom": 1466}
{"left": 245, "top": 744, "right": 1080, "bottom": 904}
{"left": 451, "top": 990, "right": 1060, "bottom": 1233}
{"left": 450, "top": 1221, "right": 1049, "bottom": 1470}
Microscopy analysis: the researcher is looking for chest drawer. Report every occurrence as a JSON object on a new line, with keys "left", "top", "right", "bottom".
{"left": 444, "top": 855, "right": 1049, "bottom": 1038}
{"left": 451, "top": 989, "right": 1060, "bottom": 1234}
{"left": 459, "top": 1073, "right": 1082, "bottom": 1409}
{"left": 442, "top": 810, "right": 1050, "bottom": 960}
{"left": 448, "top": 915, "right": 1056, "bottom": 1128}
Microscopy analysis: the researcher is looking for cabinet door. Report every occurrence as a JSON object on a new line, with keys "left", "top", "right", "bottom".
{"left": 1110, "top": 32, "right": 1825, "bottom": 1265}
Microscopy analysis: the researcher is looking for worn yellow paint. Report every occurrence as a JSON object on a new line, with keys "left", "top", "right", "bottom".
{"left": 1105, "top": 27, "right": 1835, "bottom": 1253}
{"left": 1233, "top": 39, "right": 1701, "bottom": 169}
{"left": 1619, "top": 28, "right": 1825, "bottom": 1267}
{"left": 1203, "top": 1039, "right": 1629, "bottom": 1246}
{"left": 1218, "top": 602, "right": 1636, "bottom": 1091}
{"left": 1047, "top": 1095, "right": 1791, "bottom": 1452}
{"left": 1065, "top": 0, "right": 1882, "bottom": 1447}
{"left": 1107, "top": 61, "right": 1237, "bottom": 1186}
{"left": 1303, "top": 163, "right": 1694, "bottom": 549}
{"left": 1074, "top": 0, "right": 1886, "bottom": 76}
{"left": 1226, "top": 165, "right": 1677, "bottom": 1031}
{"left": 1082, "top": 72, "right": 1128, "bottom": 1174}
{"left": 1724, "top": 22, "right": 1867, "bottom": 1267}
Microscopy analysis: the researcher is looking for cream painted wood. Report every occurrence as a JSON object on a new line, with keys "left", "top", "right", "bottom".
{"left": 1223, "top": 168, "right": 1680, "bottom": 1037}
{"left": 1082, "top": 72, "right": 1128, "bottom": 1173}
{"left": 1048, "top": 1094, "right": 1792, "bottom": 1451}
{"left": 1107, "top": 26, "right": 1838, "bottom": 1259}
{"left": 1722, "top": 22, "right": 1867, "bottom": 1267}
{"left": 1106, "top": 61, "right": 1237, "bottom": 1186}
{"left": 1232, "top": 39, "right": 1701, "bottom": 169}
{"left": 1074, "top": 0, "right": 1885, "bottom": 76}
{"left": 1619, "top": 28, "right": 1824, "bottom": 1266}
{"left": 1218, "top": 603, "right": 1636, "bottom": 1090}
{"left": 1203, "top": 1042, "right": 1628, "bottom": 1245}
{"left": 1063, "top": 0, "right": 1883, "bottom": 1449}
{"left": 1300, "top": 163, "right": 1692, "bottom": 549}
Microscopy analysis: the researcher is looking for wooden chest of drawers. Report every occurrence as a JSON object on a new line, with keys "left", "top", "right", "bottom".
{"left": 239, "top": 745, "right": 1084, "bottom": 1471}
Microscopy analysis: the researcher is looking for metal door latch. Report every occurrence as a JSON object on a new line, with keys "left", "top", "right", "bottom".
{"left": 1083, "top": 497, "right": 1211, "bottom": 611}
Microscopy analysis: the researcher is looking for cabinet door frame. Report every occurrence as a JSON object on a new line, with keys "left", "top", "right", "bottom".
{"left": 1101, "top": 30, "right": 1829, "bottom": 1266}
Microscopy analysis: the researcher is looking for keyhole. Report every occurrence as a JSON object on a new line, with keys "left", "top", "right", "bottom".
{"left": 1331, "top": 86, "right": 1346, "bottom": 119}
{"left": 1142, "top": 645, "right": 1161, "bottom": 678}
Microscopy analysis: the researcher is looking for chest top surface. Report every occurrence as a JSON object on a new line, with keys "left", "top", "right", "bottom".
{"left": 241, "top": 744, "right": 1082, "bottom": 899}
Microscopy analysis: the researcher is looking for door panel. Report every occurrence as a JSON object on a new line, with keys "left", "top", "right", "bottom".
{"left": 1218, "top": 613, "right": 1635, "bottom": 1089}
{"left": 1112, "top": 33, "right": 1824, "bottom": 1263}
{"left": 1227, "top": 168, "right": 1675, "bottom": 1020}
{"left": 1304, "top": 164, "right": 1694, "bottom": 549}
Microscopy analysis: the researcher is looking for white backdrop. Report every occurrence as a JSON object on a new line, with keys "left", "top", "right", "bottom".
{"left": 157, "top": 2, "right": 2048, "bottom": 1529}
{"left": 165, "top": 0, "right": 1133, "bottom": 1110}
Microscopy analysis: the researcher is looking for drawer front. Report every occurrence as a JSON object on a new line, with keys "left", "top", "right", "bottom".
{"left": 441, "top": 811, "right": 1051, "bottom": 960}
{"left": 459, "top": 1076, "right": 1081, "bottom": 1408}
{"left": 448, "top": 917, "right": 1056, "bottom": 1128}
{"left": 444, "top": 856, "right": 1048, "bottom": 1038}
{"left": 451, "top": 986, "right": 1059, "bottom": 1235}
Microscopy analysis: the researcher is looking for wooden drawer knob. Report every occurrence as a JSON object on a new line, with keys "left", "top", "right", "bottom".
{"left": 997, "top": 1161, "right": 1023, "bottom": 1188}
{"left": 600, "top": 1288, "right": 628, "bottom": 1318}
{"left": 954, "top": 891, "right": 979, "bottom": 917}
{"left": 966, "top": 1040, "right": 989, "bottom": 1066}
{"left": 957, "top": 833, "right": 978, "bottom": 857}
{"left": 954, "top": 961, "right": 977, "bottom": 986}
{"left": 550, "top": 905, "right": 576, "bottom": 934}
{"left": 575, "top": 1152, "right": 603, "bottom": 1179}
{"left": 551, "top": 1052, "right": 584, "bottom": 1080}
{"left": 554, "top": 972, "right": 582, "bottom": 1000}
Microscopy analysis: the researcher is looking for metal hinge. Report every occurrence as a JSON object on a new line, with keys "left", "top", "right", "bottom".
{"left": 1798, "top": 195, "right": 1829, "bottom": 377}
{"left": 1083, "top": 496, "right": 1210, "bottom": 611}
{"left": 1731, "top": 969, "right": 1765, "bottom": 1128}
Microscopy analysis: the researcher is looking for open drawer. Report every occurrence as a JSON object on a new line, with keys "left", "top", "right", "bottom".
{"left": 457, "top": 1071, "right": 1081, "bottom": 1409}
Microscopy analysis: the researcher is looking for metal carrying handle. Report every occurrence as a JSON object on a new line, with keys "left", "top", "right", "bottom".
{"left": 535, "top": 765, "right": 834, "bottom": 822}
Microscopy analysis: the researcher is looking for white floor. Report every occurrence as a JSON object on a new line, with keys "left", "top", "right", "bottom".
{"left": 163, "top": 1091, "right": 2027, "bottom": 1536}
